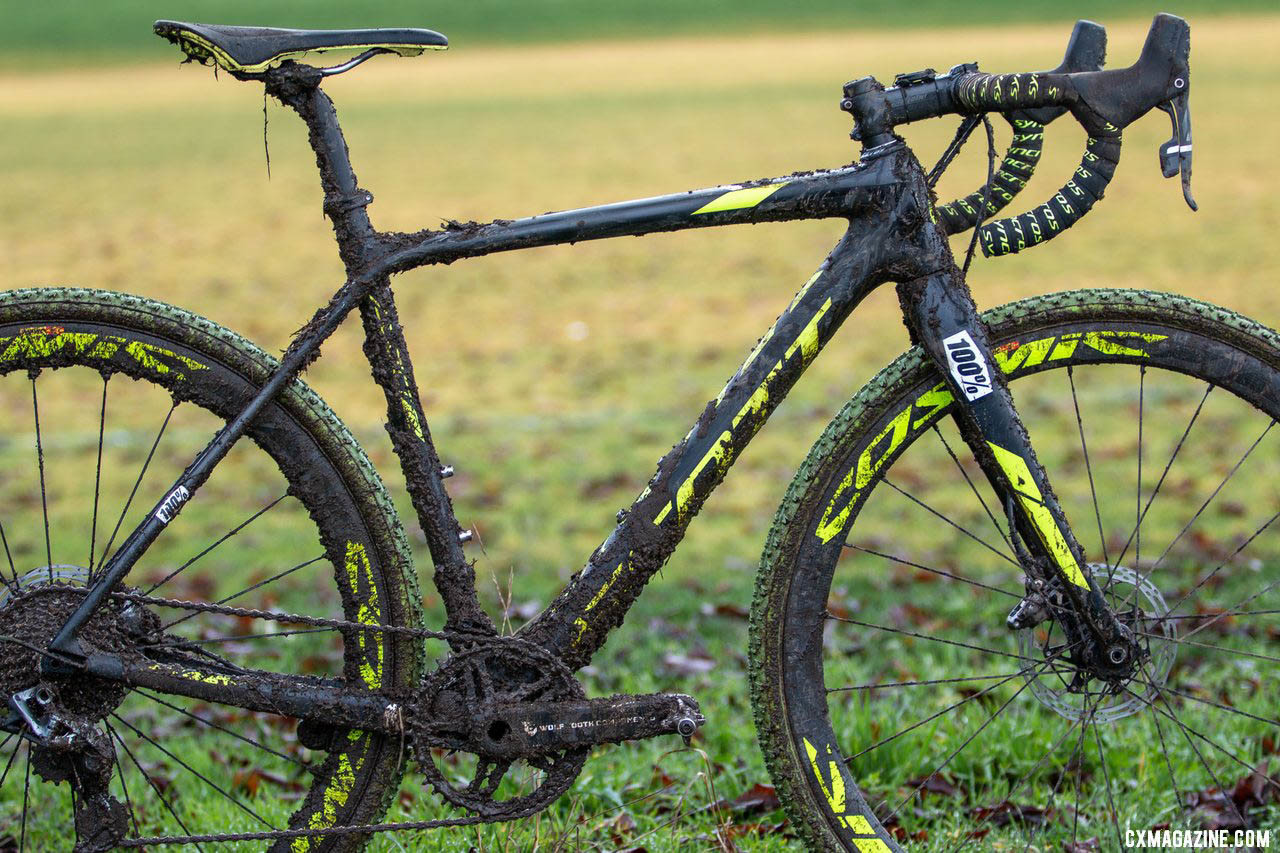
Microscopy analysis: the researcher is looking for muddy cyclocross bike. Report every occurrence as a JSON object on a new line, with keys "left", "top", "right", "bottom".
{"left": 0, "top": 12, "right": 1275, "bottom": 852}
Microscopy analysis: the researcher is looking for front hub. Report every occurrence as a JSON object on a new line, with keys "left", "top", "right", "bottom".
{"left": 1016, "top": 563, "right": 1177, "bottom": 723}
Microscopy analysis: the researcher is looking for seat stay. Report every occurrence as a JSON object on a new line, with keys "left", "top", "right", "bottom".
{"left": 154, "top": 20, "right": 448, "bottom": 74}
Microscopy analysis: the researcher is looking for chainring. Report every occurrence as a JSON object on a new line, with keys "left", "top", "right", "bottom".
{"left": 412, "top": 638, "right": 589, "bottom": 819}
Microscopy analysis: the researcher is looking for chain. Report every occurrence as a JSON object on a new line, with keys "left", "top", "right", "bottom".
{"left": 110, "top": 589, "right": 477, "bottom": 644}
{"left": 118, "top": 809, "right": 527, "bottom": 846}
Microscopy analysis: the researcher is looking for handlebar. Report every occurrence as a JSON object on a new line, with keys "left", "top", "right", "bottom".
{"left": 934, "top": 117, "right": 1045, "bottom": 236}
{"left": 844, "top": 14, "right": 1195, "bottom": 257}
{"left": 935, "top": 20, "right": 1107, "bottom": 236}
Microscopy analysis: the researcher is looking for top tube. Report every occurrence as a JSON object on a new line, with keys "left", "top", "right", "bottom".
{"left": 379, "top": 149, "right": 908, "bottom": 275}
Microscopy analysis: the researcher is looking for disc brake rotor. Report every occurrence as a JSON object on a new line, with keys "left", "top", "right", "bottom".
{"left": 1018, "top": 563, "right": 1177, "bottom": 723}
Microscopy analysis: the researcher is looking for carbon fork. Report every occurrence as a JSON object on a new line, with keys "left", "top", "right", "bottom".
{"left": 898, "top": 266, "right": 1137, "bottom": 671}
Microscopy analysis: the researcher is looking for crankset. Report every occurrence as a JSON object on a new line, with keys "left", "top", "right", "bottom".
{"left": 407, "top": 640, "right": 703, "bottom": 818}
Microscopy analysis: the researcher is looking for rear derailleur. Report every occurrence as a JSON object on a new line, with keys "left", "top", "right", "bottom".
{"left": 5, "top": 687, "right": 129, "bottom": 852}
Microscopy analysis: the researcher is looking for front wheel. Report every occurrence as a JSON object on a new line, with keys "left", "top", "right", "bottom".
{"left": 751, "top": 290, "right": 1280, "bottom": 851}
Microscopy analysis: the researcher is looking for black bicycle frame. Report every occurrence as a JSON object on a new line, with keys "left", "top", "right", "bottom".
{"left": 47, "top": 61, "right": 1105, "bottom": 729}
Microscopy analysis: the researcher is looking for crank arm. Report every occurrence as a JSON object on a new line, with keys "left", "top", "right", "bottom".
{"left": 422, "top": 693, "right": 704, "bottom": 761}
{"left": 82, "top": 652, "right": 402, "bottom": 734}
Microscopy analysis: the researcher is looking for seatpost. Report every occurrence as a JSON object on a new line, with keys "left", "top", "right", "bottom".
{"left": 262, "top": 62, "right": 382, "bottom": 273}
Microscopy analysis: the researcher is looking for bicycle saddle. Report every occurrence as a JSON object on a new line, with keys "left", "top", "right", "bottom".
{"left": 154, "top": 20, "right": 448, "bottom": 74}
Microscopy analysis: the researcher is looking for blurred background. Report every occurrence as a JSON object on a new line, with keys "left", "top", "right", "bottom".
{"left": 1, "top": 2, "right": 1278, "bottom": 849}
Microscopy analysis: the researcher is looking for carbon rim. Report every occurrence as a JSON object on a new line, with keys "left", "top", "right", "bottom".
{"left": 757, "top": 292, "right": 1280, "bottom": 851}
{"left": 0, "top": 291, "right": 420, "bottom": 851}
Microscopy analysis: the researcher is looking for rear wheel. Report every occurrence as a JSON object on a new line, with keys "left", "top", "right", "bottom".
{"left": 752, "top": 290, "right": 1280, "bottom": 850}
{"left": 0, "top": 289, "right": 424, "bottom": 851}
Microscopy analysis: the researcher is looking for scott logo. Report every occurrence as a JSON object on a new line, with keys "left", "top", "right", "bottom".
{"left": 155, "top": 486, "right": 190, "bottom": 524}
{"left": 942, "top": 330, "right": 993, "bottom": 401}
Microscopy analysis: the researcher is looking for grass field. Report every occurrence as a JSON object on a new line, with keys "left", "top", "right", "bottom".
{"left": 3, "top": 1, "right": 1278, "bottom": 68}
{"left": 1, "top": 10, "right": 1280, "bottom": 851}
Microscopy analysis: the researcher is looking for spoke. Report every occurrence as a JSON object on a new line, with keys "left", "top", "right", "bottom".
{"left": 1137, "top": 686, "right": 1252, "bottom": 827}
{"left": 1151, "top": 418, "right": 1275, "bottom": 575}
{"left": 882, "top": 477, "right": 1019, "bottom": 567}
{"left": 163, "top": 553, "right": 325, "bottom": 631}
{"left": 1068, "top": 366, "right": 1110, "bottom": 566}
{"left": 1147, "top": 697, "right": 1187, "bottom": 827}
{"left": 828, "top": 671, "right": 1024, "bottom": 694}
{"left": 19, "top": 743, "right": 30, "bottom": 853}
{"left": 89, "top": 376, "right": 109, "bottom": 568}
{"left": 1151, "top": 681, "right": 1280, "bottom": 729}
{"left": 146, "top": 493, "right": 289, "bottom": 595}
{"left": 1133, "top": 629, "right": 1280, "bottom": 665}
{"left": 31, "top": 379, "right": 52, "bottom": 575}
{"left": 108, "top": 724, "right": 142, "bottom": 839}
{"left": 1135, "top": 681, "right": 1280, "bottom": 802}
{"left": 0, "top": 735, "right": 21, "bottom": 788}
{"left": 1091, "top": 710, "right": 1125, "bottom": 850}
{"left": 1071, "top": 697, "right": 1092, "bottom": 848}
{"left": 884, "top": 668, "right": 1040, "bottom": 824}
{"left": 1161, "top": 509, "right": 1280, "bottom": 624}
{"left": 844, "top": 543, "right": 1019, "bottom": 598}
{"left": 1158, "top": 608, "right": 1280, "bottom": 620}
{"left": 1110, "top": 382, "right": 1213, "bottom": 608}
{"left": 0, "top": 519, "right": 17, "bottom": 586}
{"left": 949, "top": 702, "right": 1083, "bottom": 853}
{"left": 843, "top": 656, "right": 1062, "bottom": 765}
{"left": 109, "top": 721, "right": 205, "bottom": 853}
{"left": 1173, "top": 573, "right": 1280, "bottom": 644}
{"left": 111, "top": 711, "right": 277, "bottom": 830}
{"left": 134, "top": 688, "right": 305, "bottom": 768}
{"left": 1026, "top": 699, "right": 1092, "bottom": 853}
{"left": 150, "top": 625, "right": 336, "bottom": 650}
{"left": 825, "top": 612, "right": 1045, "bottom": 665}
{"left": 96, "top": 401, "right": 178, "bottom": 574}
{"left": 932, "top": 424, "right": 1013, "bottom": 552}
{"left": 1135, "top": 366, "right": 1145, "bottom": 572}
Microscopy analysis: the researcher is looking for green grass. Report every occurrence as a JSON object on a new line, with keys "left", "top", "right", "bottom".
{"left": 3, "top": 0, "right": 1279, "bottom": 68}
{"left": 0, "top": 12, "right": 1279, "bottom": 851}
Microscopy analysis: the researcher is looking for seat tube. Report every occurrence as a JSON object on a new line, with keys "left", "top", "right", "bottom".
{"left": 897, "top": 270, "right": 1107, "bottom": 612}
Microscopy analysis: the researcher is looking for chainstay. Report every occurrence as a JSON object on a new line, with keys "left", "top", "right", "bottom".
{"left": 14, "top": 589, "right": 570, "bottom": 843}
{"left": 100, "top": 588, "right": 551, "bottom": 846}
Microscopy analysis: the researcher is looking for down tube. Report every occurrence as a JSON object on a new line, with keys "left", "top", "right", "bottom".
{"left": 519, "top": 223, "right": 903, "bottom": 669}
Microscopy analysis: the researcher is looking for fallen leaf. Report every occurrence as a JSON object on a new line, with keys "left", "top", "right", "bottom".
{"left": 700, "top": 602, "right": 749, "bottom": 620}
{"left": 969, "top": 800, "right": 1052, "bottom": 826}
{"left": 1062, "top": 840, "right": 1100, "bottom": 852}
{"left": 710, "top": 782, "right": 782, "bottom": 817}
{"left": 661, "top": 652, "right": 716, "bottom": 676}
{"left": 906, "top": 772, "right": 961, "bottom": 798}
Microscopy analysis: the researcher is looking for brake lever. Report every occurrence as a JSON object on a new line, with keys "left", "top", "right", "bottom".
{"left": 1156, "top": 89, "right": 1196, "bottom": 210}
